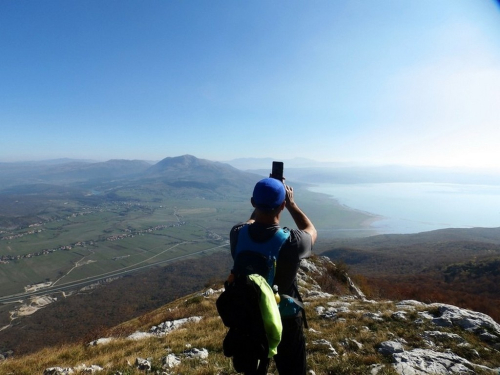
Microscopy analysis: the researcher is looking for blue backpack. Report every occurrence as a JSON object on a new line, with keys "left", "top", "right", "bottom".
{"left": 232, "top": 225, "right": 290, "bottom": 286}
{"left": 216, "top": 225, "right": 290, "bottom": 373}
{"left": 233, "top": 225, "right": 305, "bottom": 318}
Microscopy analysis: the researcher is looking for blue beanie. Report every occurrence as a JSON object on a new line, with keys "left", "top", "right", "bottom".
{"left": 252, "top": 178, "right": 286, "bottom": 211}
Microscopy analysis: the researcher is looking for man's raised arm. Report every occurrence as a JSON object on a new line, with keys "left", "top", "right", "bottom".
{"left": 285, "top": 185, "right": 317, "bottom": 244}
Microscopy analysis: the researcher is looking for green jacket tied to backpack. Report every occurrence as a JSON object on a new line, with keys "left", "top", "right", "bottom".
{"left": 248, "top": 274, "right": 282, "bottom": 357}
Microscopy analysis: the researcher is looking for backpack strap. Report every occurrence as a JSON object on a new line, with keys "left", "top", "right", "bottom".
{"left": 233, "top": 225, "right": 290, "bottom": 286}
{"left": 234, "top": 225, "right": 290, "bottom": 258}
{"left": 293, "top": 283, "right": 309, "bottom": 329}
{"left": 279, "top": 283, "right": 308, "bottom": 329}
{"left": 280, "top": 294, "right": 304, "bottom": 310}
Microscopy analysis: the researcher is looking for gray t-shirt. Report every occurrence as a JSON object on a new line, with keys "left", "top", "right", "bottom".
{"left": 230, "top": 222, "right": 313, "bottom": 298}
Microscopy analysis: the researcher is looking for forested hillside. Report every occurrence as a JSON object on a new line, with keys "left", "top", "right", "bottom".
{"left": 321, "top": 228, "right": 500, "bottom": 322}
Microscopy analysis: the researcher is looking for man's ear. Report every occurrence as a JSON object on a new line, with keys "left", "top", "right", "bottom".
{"left": 251, "top": 197, "right": 256, "bottom": 207}
{"left": 279, "top": 200, "right": 286, "bottom": 211}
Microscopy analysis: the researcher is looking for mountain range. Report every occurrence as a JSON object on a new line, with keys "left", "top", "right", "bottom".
{"left": 0, "top": 155, "right": 265, "bottom": 226}
{"left": 3, "top": 155, "right": 500, "bottom": 189}
{"left": 0, "top": 155, "right": 260, "bottom": 191}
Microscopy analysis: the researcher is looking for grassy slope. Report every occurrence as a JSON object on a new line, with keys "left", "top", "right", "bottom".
{"left": 1, "top": 255, "right": 499, "bottom": 375}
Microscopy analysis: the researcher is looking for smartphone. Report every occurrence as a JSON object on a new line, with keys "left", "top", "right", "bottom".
{"left": 271, "top": 161, "right": 284, "bottom": 180}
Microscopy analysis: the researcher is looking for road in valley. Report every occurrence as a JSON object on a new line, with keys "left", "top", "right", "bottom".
{"left": 0, "top": 242, "right": 228, "bottom": 304}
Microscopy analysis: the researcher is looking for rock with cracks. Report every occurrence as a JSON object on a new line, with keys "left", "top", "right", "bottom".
{"left": 393, "top": 348, "right": 475, "bottom": 374}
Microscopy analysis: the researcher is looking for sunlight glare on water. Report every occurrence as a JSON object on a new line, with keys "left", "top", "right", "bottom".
{"left": 308, "top": 182, "right": 500, "bottom": 234}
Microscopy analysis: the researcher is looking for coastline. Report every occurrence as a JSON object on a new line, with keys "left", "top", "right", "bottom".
{"left": 360, "top": 213, "right": 385, "bottom": 230}
{"left": 334, "top": 200, "right": 386, "bottom": 234}
{"left": 301, "top": 185, "right": 384, "bottom": 238}
{"left": 305, "top": 181, "right": 500, "bottom": 235}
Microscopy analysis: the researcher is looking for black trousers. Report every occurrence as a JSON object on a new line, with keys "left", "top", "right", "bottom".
{"left": 243, "top": 316, "right": 306, "bottom": 375}
{"left": 274, "top": 316, "right": 306, "bottom": 375}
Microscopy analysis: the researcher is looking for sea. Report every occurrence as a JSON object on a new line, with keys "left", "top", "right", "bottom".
{"left": 308, "top": 182, "right": 500, "bottom": 234}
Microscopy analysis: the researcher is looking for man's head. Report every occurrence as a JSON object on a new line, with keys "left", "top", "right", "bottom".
{"left": 251, "top": 178, "right": 286, "bottom": 213}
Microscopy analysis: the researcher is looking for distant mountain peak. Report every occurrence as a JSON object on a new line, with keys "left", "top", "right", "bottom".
{"left": 146, "top": 155, "right": 244, "bottom": 177}
{"left": 155, "top": 155, "right": 212, "bottom": 167}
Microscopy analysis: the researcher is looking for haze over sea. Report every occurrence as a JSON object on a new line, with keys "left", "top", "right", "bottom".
{"left": 309, "top": 182, "right": 500, "bottom": 234}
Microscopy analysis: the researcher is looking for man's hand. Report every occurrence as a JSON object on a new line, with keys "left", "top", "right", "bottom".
{"left": 285, "top": 185, "right": 296, "bottom": 208}
{"left": 284, "top": 184, "right": 317, "bottom": 244}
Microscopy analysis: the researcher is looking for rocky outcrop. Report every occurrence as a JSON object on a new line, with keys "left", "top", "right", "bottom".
{"left": 43, "top": 364, "right": 104, "bottom": 374}
{"left": 316, "top": 301, "right": 500, "bottom": 375}
{"left": 88, "top": 316, "right": 202, "bottom": 346}
{"left": 304, "top": 257, "right": 500, "bottom": 374}
{"left": 377, "top": 340, "right": 404, "bottom": 356}
{"left": 432, "top": 304, "right": 500, "bottom": 341}
{"left": 393, "top": 349, "right": 476, "bottom": 374}
{"left": 314, "top": 295, "right": 500, "bottom": 374}
{"left": 43, "top": 348, "right": 209, "bottom": 374}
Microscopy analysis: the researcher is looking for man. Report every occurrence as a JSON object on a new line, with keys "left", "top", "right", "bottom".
{"left": 230, "top": 177, "right": 317, "bottom": 375}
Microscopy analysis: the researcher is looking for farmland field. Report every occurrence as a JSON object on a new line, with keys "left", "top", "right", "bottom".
{"left": 0, "top": 174, "right": 374, "bottom": 297}
{"left": 0, "top": 198, "right": 235, "bottom": 296}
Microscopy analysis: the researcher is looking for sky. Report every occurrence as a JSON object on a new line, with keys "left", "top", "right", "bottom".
{"left": 1, "top": 0, "right": 500, "bottom": 169}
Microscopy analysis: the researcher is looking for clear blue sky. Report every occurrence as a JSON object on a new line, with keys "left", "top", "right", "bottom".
{"left": 2, "top": 0, "right": 500, "bottom": 169}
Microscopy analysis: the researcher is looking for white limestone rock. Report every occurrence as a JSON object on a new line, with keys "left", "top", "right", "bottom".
{"left": 88, "top": 337, "right": 114, "bottom": 346}
{"left": 422, "top": 331, "right": 467, "bottom": 344}
{"left": 312, "top": 339, "right": 338, "bottom": 356}
{"left": 44, "top": 368, "right": 74, "bottom": 375}
{"left": 340, "top": 295, "right": 358, "bottom": 301}
{"left": 378, "top": 340, "right": 404, "bottom": 356}
{"left": 305, "top": 290, "right": 334, "bottom": 299}
{"left": 397, "top": 300, "right": 428, "bottom": 309}
{"left": 327, "top": 301, "right": 352, "bottom": 309}
{"left": 432, "top": 317, "right": 454, "bottom": 328}
{"left": 346, "top": 274, "right": 366, "bottom": 300}
{"left": 148, "top": 316, "right": 203, "bottom": 336}
{"left": 135, "top": 357, "right": 151, "bottom": 371}
{"left": 127, "top": 331, "right": 153, "bottom": 340}
{"left": 300, "top": 258, "right": 323, "bottom": 274}
{"left": 87, "top": 315, "right": 202, "bottom": 347}
{"left": 417, "top": 311, "right": 435, "bottom": 321}
{"left": 392, "top": 311, "right": 408, "bottom": 320}
{"left": 363, "top": 312, "right": 384, "bottom": 322}
{"left": 183, "top": 347, "right": 209, "bottom": 359}
{"left": 340, "top": 338, "right": 363, "bottom": 350}
{"left": 202, "top": 288, "right": 215, "bottom": 297}
{"left": 433, "top": 304, "right": 500, "bottom": 335}
{"left": 318, "top": 307, "right": 339, "bottom": 320}
{"left": 315, "top": 306, "right": 325, "bottom": 315}
{"left": 73, "top": 364, "right": 104, "bottom": 373}
{"left": 162, "top": 354, "right": 181, "bottom": 369}
{"left": 393, "top": 348, "right": 475, "bottom": 374}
